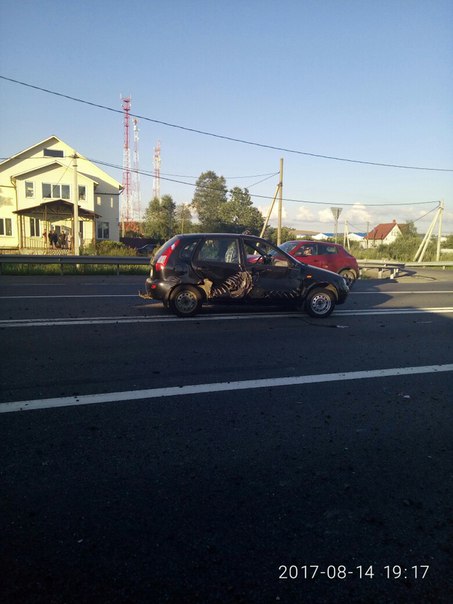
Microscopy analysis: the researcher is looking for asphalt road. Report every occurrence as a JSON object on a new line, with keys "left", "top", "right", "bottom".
{"left": 1, "top": 270, "right": 452, "bottom": 604}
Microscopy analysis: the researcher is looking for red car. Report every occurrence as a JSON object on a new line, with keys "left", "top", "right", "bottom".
{"left": 279, "top": 240, "right": 359, "bottom": 286}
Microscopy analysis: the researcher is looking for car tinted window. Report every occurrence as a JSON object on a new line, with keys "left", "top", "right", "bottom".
{"left": 280, "top": 241, "right": 299, "bottom": 254}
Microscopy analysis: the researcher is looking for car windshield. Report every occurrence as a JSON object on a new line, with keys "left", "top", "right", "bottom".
{"left": 279, "top": 241, "right": 299, "bottom": 254}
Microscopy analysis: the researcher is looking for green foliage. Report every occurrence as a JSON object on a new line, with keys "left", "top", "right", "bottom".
{"left": 143, "top": 195, "right": 176, "bottom": 240}
{"left": 191, "top": 171, "right": 228, "bottom": 231}
{"left": 265, "top": 226, "right": 297, "bottom": 244}
{"left": 82, "top": 240, "right": 137, "bottom": 256}
{"left": 221, "top": 187, "right": 264, "bottom": 234}
{"left": 175, "top": 204, "right": 193, "bottom": 233}
{"left": 443, "top": 234, "right": 453, "bottom": 248}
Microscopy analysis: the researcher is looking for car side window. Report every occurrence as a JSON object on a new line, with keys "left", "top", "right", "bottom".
{"left": 179, "top": 239, "right": 199, "bottom": 261}
{"left": 323, "top": 245, "right": 338, "bottom": 255}
{"left": 244, "top": 238, "right": 290, "bottom": 267}
{"left": 197, "top": 238, "right": 239, "bottom": 264}
{"left": 296, "top": 243, "right": 317, "bottom": 257}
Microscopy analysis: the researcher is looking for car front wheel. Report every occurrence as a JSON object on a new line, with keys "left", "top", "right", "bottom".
{"left": 169, "top": 285, "right": 202, "bottom": 317}
{"left": 305, "top": 288, "right": 335, "bottom": 318}
{"left": 339, "top": 269, "right": 356, "bottom": 287}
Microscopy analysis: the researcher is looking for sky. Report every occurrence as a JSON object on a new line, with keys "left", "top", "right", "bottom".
{"left": 1, "top": 0, "right": 452, "bottom": 234}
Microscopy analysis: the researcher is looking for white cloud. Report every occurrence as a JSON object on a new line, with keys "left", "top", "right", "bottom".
{"left": 257, "top": 203, "right": 287, "bottom": 221}
{"left": 296, "top": 206, "right": 315, "bottom": 221}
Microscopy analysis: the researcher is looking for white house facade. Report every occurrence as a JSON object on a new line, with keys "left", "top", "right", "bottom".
{"left": 0, "top": 136, "right": 122, "bottom": 252}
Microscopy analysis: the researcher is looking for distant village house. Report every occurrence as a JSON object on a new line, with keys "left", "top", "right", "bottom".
{"left": 363, "top": 220, "right": 407, "bottom": 248}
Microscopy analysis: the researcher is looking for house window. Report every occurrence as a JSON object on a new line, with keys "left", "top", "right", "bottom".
{"left": 97, "top": 222, "right": 109, "bottom": 239}
{"left": 25, "top": 181, "right": 34, "bottom": 198}
{"left": 30, "top": 218, "right": 40, "bottom": 237}
{"left": 43, "top": 149, "right": 64, "bottom": 158}
{"left": 97, "top": 196, "right": 101, "bottom": 206}
{"left": 0, "top": 218, "right": 13, "bottom": 236}
{"left": 42, "top": 183, "right": 70, "bottom": 200}
{"left": 78, "top": 186, "right": 86, "bottom": 201}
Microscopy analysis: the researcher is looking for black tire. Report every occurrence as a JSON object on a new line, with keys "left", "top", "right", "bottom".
{"left": 169, "top": 285, "right": 202, "bottom": 317}
{"left": 305, "top": 288, "right": 335, "bottom": 318}
{"left": 339, "top": 269, "right": 357, "bottom": 287}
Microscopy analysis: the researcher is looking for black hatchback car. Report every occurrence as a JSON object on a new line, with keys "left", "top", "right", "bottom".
{"left": 140, "top": 233, "right": 349, "bottom": 318}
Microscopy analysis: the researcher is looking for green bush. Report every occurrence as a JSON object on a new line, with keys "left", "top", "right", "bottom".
{"left": 81, "top": 240, "right": 137, "bottom": 256}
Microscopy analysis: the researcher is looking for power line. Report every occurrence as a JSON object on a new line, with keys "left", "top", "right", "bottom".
{"left": 0, "top": 150, "right": 440, "bottom": 208}
{"left": 2, "top": 75, "right": 452, "bottom": 173}
{"left": 88, "top": 157, "right": 440, "bottom": 207}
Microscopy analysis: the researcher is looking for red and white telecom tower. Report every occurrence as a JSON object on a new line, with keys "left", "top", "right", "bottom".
{"left": 132, "top": 118, "right": 142, "bottom": 220}
{"left": 121, "top": 96, "right": 132, "bottom": 226}
{"left": 153, "top": 141, "right": 161, "bottom": 201}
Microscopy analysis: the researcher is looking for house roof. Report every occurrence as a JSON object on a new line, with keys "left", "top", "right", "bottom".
{"left": 0, "top": 136, "right": 63, "bottom": 168}
{"left": 13, "top": 199, "right": 100, "bottom": 220}
{"left": 10, "top": 160, "right": 66, "bottom": 179}
{"left": 365, "top": 222, "right": 405, "bottom": 240}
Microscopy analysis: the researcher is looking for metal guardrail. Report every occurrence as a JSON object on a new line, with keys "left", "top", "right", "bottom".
{"left": 358, "top": 260, "right": 453, "bottom": 279}
{"left": 0, "top": 254, "right": 150, "bottom": 275}
{"left": 0, "top": 254, "right": 452, "bottom": 277}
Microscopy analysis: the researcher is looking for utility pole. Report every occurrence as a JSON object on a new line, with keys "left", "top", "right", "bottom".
{"left": 343, "top": 220, "right": 349, "bottom": 249}
{"left": 72, "top": 154, "right": 79, "bottom": 255}
{"left": 277, "top": 158, "right": 283, "bottom": 245}
{"left": 414, "top": 201, "right": 444, "bottom": 263}
{"left": 436, "top": 200, "right": 444, "bottom": 261}
{"left": 331, "top": 207, "right": 342, "bottom": 243}
{"left": 260, "top": 158, "right": 284, "bottom": 242}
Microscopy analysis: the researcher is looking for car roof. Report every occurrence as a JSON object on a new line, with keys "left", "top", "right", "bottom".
{"left": 175, "top": 233, "right": 264, "bottom": 240}
{"left": 285, "top": 240, "right": 342, "bottom": 247}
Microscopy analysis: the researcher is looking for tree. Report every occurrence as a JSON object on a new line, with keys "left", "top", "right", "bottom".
{"left": 221, "top": 187, "right": 264, "bottom": 234}
{"left": 175, "top": 204, "right": 193, "bottom": 233}
{"left": 191, "top": 171, "right": 227, "bottom": 231}
{"left": 143, "top": 195, "right": 176, "bottom": 241}
{"left": 264, "top": 226, "right": 297, "bottom": 244}
{"left": 386, "top": 220, "right": 422, "bottom": 261}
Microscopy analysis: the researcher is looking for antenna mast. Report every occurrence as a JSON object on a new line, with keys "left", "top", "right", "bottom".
{"left": 153, "top": 141, "right": 161, "bottom": 201}
{"left": 121, "top": 96, "right": 132, "bottom": 225}
{"left": 133, "top": 118, "right": 142, "bottom": 220}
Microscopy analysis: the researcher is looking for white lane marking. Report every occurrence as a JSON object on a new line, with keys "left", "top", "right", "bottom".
{"left": 0, "top": 294, "right": 136, "bottom": 299}
{"left": 350, "top": 290, "right": 453, "bottom": 295}
{"left": 1, "top": 307, "right": 453, "bottom": 328}
{"left": 0, "top": 290, "right": 452, "bottom": 300}
{"left": 335, "top": 307, "right": 453, "bottom": 315}
{"left": 1, "top": 364, "right": 452, "bottom": 414}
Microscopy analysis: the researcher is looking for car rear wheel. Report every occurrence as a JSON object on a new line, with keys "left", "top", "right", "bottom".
{"left": 339, "top": 269, "right": 356, "bottom": 287}
{"left": 169, "top": 285, "right": 202, "bottom": 317}
{"left": 305, "top": 288, "right": 335, "bottom": 318}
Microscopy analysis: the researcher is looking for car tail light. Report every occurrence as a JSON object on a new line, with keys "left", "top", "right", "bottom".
{"left": 155, "top": 239, "right": 180, "bottom": 271}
